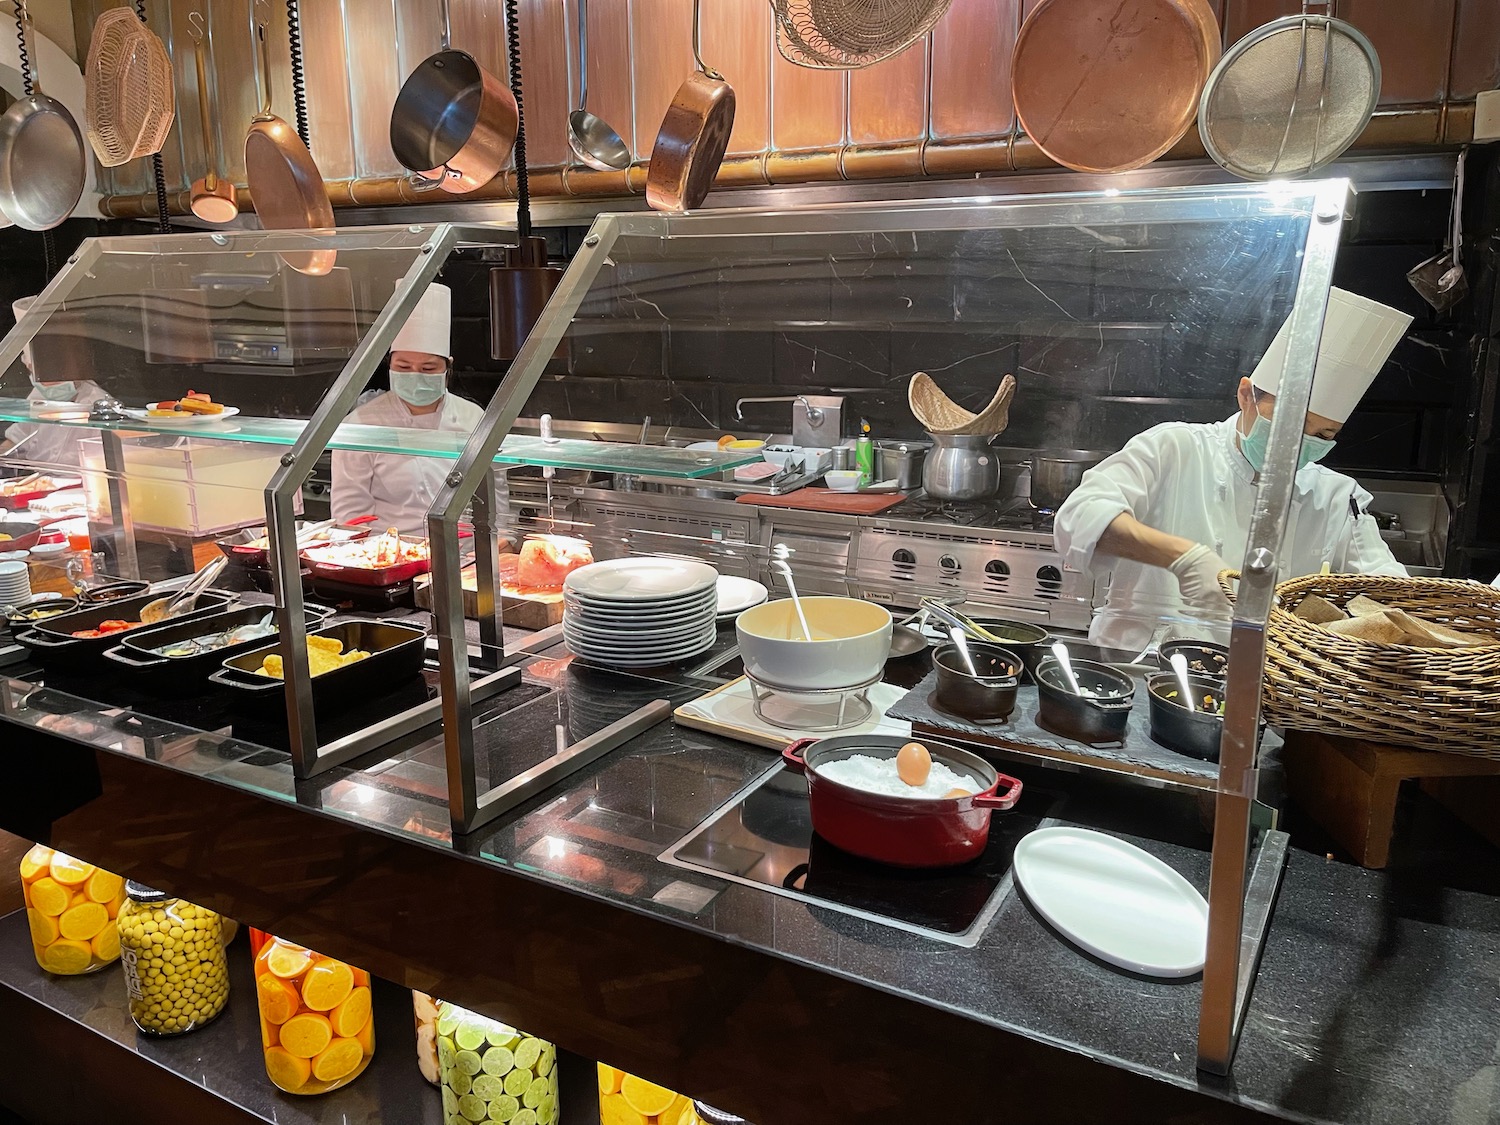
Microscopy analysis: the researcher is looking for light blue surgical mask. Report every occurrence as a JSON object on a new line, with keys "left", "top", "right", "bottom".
{"left": 391, "top": 369, "right": 447, "bottom": 408}
{"left": 31, "top": 379, "right": 77, "bottom": 402}
{"left": 1239, "top": 414, "right": 1336, "bottom": 474}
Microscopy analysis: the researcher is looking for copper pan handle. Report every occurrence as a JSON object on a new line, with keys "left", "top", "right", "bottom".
{"left": 252, "top": 20, "right": 274, "bottom": 121}
{"left": 691, "top": 0, "right": 722, "bottom": 82}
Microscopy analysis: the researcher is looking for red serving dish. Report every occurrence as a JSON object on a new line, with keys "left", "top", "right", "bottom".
{"left": 217, "top": 515, "right": 377, "bottom": 569}
{"left": 0, "top": 476, "right": 82, "bottom": 512}
{"left": 302, "top": 535, "right": 432, "bottom": 587}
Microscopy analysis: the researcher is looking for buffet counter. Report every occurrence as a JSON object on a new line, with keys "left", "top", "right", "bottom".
{"left": 0, "top": 633, "right": 1494, "bottom": 1125}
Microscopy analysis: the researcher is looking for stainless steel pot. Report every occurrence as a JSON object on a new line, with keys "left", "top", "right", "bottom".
{"left": 875, "top": 439, "right": 928, "bottom": 490}
{"left": 922, "top": 434, "right": 1000, "bottom": 501}
{"left": 1028, "top": 449, "right": 1108, "bottom": 511}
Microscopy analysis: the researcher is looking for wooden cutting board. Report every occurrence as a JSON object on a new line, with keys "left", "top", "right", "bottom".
{"left": 412, "top": 566, "right": 563, "bottom": 630}
{"left": 735, "top": 488, "right": 908, "bottom": 515}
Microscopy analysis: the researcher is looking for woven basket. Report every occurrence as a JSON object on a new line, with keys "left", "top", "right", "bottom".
{"left": 1228, "top": 572, "right": 1500, "bottom": 757}
{"left": 84, "top": 8, "right": 176, "bottom": 168}
{"left": 908, "top": 372, "right": 1016, "bottom": 436}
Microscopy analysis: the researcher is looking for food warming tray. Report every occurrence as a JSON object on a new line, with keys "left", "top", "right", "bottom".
{"left": 302, "top": 535, "right": 433, "bottom": 587}
{"left": 13, "top": 590, "right": 235, "bottom": 671}
{"left": 0, "top": 477, "right": 82, "bottom": 511}
{"left": 207, "top": 619, "right": 428, "bottom": 710}
{"left": 216, "top": 516, "right": 377, "bottom": 569}
{"left": 101, "top": 604, "right": 333, "bottom": 695}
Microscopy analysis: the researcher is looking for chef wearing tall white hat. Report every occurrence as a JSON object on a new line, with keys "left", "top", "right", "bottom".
{"left": 1055, "top": 287, "right": 1413, "bottom": 651}
{"left": 0, "top": 296, "right": 111, "bottom": 468}
{"left": 332, "top": 283, "right": 485, "bottom": 534}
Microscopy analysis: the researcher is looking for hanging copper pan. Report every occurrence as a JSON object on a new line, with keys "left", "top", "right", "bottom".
{"left": 646, "top": 0, "right": 735, "bottom": 213}
{"left": 1012, "top": 0, "right": 1220, "bottom": 175}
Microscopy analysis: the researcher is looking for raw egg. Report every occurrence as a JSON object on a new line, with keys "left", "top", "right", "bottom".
{"left": 943, "top": 788, "right": 972, "bottom": 799}
{"left": 895, "top": 742, "right": 932, "bottom": 787}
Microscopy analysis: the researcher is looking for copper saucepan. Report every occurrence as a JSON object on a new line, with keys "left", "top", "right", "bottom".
{"left": 646, "top": 0, "right": 735, "bottom": 213}
{"left": 189, "top": 13, "right": 237, "bottom": 224}
{"left": 1012, "top": 0, "right": 1221, "bottom": 175}
{"left": 244, "top": 20, "right": 335, "bottom": 275}
{"left": 389, "top": 0, "right": 518, "bottom": 194}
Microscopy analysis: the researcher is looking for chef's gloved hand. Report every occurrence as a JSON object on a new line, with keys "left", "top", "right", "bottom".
{"left": 1168, "top": 543, "right": 1233, "bottom": 621}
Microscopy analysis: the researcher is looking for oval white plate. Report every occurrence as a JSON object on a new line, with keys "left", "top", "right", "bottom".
{"left": 125, "top": 404, "right": 241, "bottom": 424}
{"left": 716, "top": 575, "right": 768, "bottom": 617}
{"left": 1012, "top": 826, "right": 1208, "bottom": 978}
{"left": 564, "top": 557, "right": 718, "bottom": 601}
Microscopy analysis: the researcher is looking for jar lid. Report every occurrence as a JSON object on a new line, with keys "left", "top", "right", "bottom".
{"left": 692, "top": 1103, "right": 752, "bottom": 1125}
{"left": 125, "top": 880, "right": 170, "bottom": 903}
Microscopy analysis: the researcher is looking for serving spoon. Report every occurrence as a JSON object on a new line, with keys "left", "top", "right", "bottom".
{"left": 770, "top": 557, "right": 813, "bottom": 641}
{"left": 1169, "top": 651, "right": 1196, "bottom": 712}
{"left": 1051, "top": 640, "right": 1084, "bottom": 696}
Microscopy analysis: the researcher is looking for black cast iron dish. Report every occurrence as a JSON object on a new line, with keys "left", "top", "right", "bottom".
{"left": 1146, "top": 672, "right": 1227, "bottom": 760}
{"left": 13, "top": 590, "right": 235, "bottom": 672}
{"left": 208, "top": 619, "right": 427, "bottom": 712}
{"left": 933, "top": 642, "right": 1022, "bottom": 721}
{"left": 1158, "top": 639, "right": 1229, "bottom": 681}
{"left": 1034, "top": 656, "right": 1134, "bottom": 744}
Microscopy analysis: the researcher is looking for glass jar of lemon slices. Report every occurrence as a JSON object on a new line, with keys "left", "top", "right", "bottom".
{"left": 117, "top": 883, "right": 230, "bottom": 1035}
{"left": 252, "top": 931, "right": 376, "bottom": 1095}
{"left": 598, "top": 1065, "right": 700, "bottom": 1125}
{"left": 18, "top": 843, "right": 126, "bottom": 975}
{"left": 436, "top": 1001, "right": 559, "bottom": 1125}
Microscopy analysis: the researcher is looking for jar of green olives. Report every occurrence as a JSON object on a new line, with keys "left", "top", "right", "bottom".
{"left": 437, "top": 1000, "right": 559, "bottom": 1125}
{"left": 117, "top": 882, "right": 230, "bottom": 1036}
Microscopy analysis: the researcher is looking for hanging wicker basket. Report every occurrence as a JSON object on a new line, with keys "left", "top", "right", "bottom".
{"left": 1221, "top": 571, "right": 1500, "bottom": 757}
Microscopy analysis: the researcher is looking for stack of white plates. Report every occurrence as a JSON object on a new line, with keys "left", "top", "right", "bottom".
{"left": 0, "top": 560, "right": 31, "bottom": 605}
{"left": 563, "top": 557, "right": 720, "bottom": 668}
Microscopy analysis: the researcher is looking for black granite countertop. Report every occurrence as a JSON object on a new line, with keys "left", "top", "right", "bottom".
{"left": 1, "top": 622, "right": 1497, "bottom": 1125}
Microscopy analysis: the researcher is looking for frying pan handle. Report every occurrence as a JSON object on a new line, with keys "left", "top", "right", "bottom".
{"left": 690, "top": 0, "right": 721, "bottom": 80}
{"left": 782, "top": 863, "right": 809, "bottom": 891}
{"left": 781, "top": 737, "right": 816, "bottom": 774}
{"left": 14, "top": 628, "right": 70, "bottom": 648}
{"left": 344, "top": 514, "right": 379, "bottom": 527}
{"left": 973, "top": 773, "right": 1024, "bottom": 811}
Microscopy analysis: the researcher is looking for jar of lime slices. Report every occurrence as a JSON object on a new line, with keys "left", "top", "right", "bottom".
{"left": 117, "top": 882, "right": 230, "bottom": 1035}
{"left": 252, "top": 931, "right": 375, "bottom": 1095}
{"left": 436, "top": 1001, "right": 559, "bottom": 1125}
{"left": 18, "top": 843, "right": 126, "bottom": 975}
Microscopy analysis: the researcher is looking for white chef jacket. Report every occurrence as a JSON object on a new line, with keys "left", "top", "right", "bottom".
{"left": 331, "top": 390, "right": 486, "bottom": 535}
{"left": 3, "top": 382, "right": 110, "bottom": 471}
{"left": 1054, "top": 415, "right": 1407, "bottom": 651}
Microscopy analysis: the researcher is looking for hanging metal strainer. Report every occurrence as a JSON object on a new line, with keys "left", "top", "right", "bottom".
{"left": 769, "top": 0, "right": 954, "bottom": 70}
{"left": 1198, "top": 2, "right": 1379, "bottom": 181}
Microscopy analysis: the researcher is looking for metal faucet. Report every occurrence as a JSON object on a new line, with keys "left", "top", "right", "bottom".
{"left": 733, "top": 395, "right": 845, "bottom": 448}
{"left": 735, "top": 396, "right": 823, "bottom": 425}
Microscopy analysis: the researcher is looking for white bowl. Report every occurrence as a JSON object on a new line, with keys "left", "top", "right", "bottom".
{"left": 760, "top": 445, "right": 801, "bottom": 469}
{"left": 736, "top": 596, "right": 892, "bottom": 691}
{"left": 824, "top": 471, "right": 862, "bottom": 493}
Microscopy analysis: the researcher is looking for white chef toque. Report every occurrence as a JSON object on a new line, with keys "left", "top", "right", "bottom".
{"left": 1249, "top": 287, "right": 1413, "bottom": 423}
{"left": 391, "top": 283, "right": 452, "bottom": 358}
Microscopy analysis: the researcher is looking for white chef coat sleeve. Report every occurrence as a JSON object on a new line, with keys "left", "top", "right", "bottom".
{"left": 1334, "top": 484, "right": 1408, "bottom": 577}
{"left": 3, "top": 420, "right": 36, "bottom": 453}
{"left": 331, "top": 447, "right": 378, "bottom": 526}
{"left": 1053, "top": 430, "right": 1168, "bottom": 575}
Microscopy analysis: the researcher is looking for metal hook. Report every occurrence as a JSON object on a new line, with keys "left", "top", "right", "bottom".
{"left": 188, "top": 10, "right": 205, "bottom": 40}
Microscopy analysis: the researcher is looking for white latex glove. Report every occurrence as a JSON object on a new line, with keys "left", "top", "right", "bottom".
{"left": 1168, "top": 543, "right": 1233, "bottom": 621}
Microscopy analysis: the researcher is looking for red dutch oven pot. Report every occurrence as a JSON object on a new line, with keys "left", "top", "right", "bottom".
{"left": 781, "top": 734, "right": 1023, "bottom": 868}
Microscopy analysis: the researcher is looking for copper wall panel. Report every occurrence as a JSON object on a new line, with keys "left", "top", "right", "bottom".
{"left": 769, "top": 48, "right": 845, "bottom": 152}
{"left": 582, "top": 0, "right": 637, "bottom": 159}
{"left": 340, "top": 0, "right": 401, "bottom": 178}
{"left": 930, "top": 0, "right": 1017, "bottom": 140}
{"left": 631, "top": 0, "right": 694, "bottom": 161}
{"left": 848, "top": 36, "right": 929, "bottom": 144}
{"left": 1449, "top": 0, "right": 1500, "bottom": 98}
{"left": 518, "top": 0, "right": 572, "bottom": 170}
{"left": 1221, "top": 0, "right": 1298, "bottom": 43}
{"left": 1342, "top": 0, "right": 1454, "bottom": 105}
{"left": 300, "top": 0, "right": 358, "bottom": 182}
{"left": 702, "top": 0, "right": 771, "bottom": 157}
{"left": 394, "top": 0, "right": 444, "bottom": 81}
{"left": 450, "top": 0, "right": 507, "bottom": 87}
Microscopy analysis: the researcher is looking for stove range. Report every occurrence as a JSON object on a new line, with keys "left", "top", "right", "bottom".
{"left": 661, "top": 764, "right": 1060, "bottom": 948}
{"left": 884, "top": 494, "right": 1056, "bottom": 531}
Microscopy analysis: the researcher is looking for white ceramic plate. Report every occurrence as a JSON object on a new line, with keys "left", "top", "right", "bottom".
{"left": 564, "top": 586, "right": 718, "bottom": 610}
{"left": 125, "top": 404, "right": 241, "bottom": 424}
{"left": 716, "top": 575, "right": 768, "bottom": 617}
{"left": 568, "top": 632, "right": 717, "bottom": 667}
{"left": 563, "top": 618, "right": 715, "bottom": 644}
{"left": 564, "top": 601, "right": 716, "bottom": 626}
{"left": 564, "top": 624, "right": 717, "bottom": 655}
{"left": 564, "top": 557, "right": 718, "bottom": 601}
{"left": 1012, "top": 827, "right": 1208, "bottom": 978}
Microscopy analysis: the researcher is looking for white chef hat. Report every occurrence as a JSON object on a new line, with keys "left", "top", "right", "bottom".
{"left": 1249, "top": 287, "right": 1413, "bottom": 423}
{"left": 391, "top": 282, "right": 452, "bottom": 358}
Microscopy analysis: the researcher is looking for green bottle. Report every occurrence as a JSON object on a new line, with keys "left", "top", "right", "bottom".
{"left": 855, "top": 419, "right": 874, "bottom": 486}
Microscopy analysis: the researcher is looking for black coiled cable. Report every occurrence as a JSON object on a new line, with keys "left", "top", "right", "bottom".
{"left": 135, "top": 0, "right": 171, "bottom": 233}
{"left": 287, "top": 0, "right": 309, "bottom": 149}
{"left": 12, "top": 0, "right": 30, "bottom": 97}
{"left": 504, "top": 0, "right": 531, "bottom": 242}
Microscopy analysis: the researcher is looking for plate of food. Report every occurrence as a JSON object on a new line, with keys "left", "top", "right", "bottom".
{"left": 125, "top": 391, "right": 239, "bottom": 423}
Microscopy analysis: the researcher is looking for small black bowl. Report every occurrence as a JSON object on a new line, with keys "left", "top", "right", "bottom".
{"left": 970, "top": 619, "right": 1051, "bottom": 680}
{"left": 933, "top": 642, "right": 1022, "bottom": 721}
{"left": 1147, "top": 673, "right": 1226, "bottom": 761}
{"left": 4, "top": 595, "right": 79, "bottom": 631}
{"left": 1158, "top": 640, "right": 1229, "bottom": 682}
{"left": 80, "top": 580, "right": 151, "bottom": 604}
{"left": 1034, "top": 657, "right": 1134, "bottom": 744}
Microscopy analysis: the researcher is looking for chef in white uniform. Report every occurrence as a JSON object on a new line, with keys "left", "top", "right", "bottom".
{"left": 331, "top": 283, "right": 485, "bottom": 534}
{"left": 1055, "top": 288, "right": 1412, "bottom": 651}
{"left": 0, "top": 296, "right": 109, "bottom": 469}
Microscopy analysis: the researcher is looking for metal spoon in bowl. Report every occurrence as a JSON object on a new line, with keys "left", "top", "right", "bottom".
{"left": 1051, "top": 640, "right": 1084, "bottom": 696}
{"left": 1169, "top": 651, "right": 1196, "bottom": 713}
{"left": 770, "top": 557, "right": 813, "bottom": 641}
{"left": 566, "top": 0, "right": 631, "bottom": 171}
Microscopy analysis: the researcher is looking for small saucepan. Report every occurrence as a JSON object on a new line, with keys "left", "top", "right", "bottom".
{"left": 933, "top": 642, "right": 1022, "bottom": 721}
{"left": 1157, "top": 639, "right": 1229, "bottom": 682}
{"left": 1147, "top": 672, "right": 1226, "bottom": 761}
{"left": 782, "top": 734, "right": 1023, "bottom": 868}
{"left": 971, "top": 618, "right": 1051, "bottom": 681}
{"left": 1034, "top": 657, "right": 1134, "bottom": 744}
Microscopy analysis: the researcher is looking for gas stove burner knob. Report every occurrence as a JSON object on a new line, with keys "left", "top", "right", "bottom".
{"left": 985, "top": 559, "right": 1010, "bottom": 586}
{"left": 1036, "top": 565, "right": 1063, "bottom": 597}
{"left": 938, "top": 554, "right": 961, "bottom": 576}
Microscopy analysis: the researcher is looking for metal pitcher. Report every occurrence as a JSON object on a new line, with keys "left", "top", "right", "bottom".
{"left": 922, "top": 434, "right": 1001, "bottom": 501}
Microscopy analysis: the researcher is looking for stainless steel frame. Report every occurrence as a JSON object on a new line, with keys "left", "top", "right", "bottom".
{"left": 1196, "top": 177, "right": 1351, "bottom": 1074}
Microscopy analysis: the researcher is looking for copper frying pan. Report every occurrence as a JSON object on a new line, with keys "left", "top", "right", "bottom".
{"left": 243, "top": 20, "right": 335, "bottom": 276}
{"left": 1012, "top": 0, "right": 1220, "bottom": 175}
{"left": 646, "top": 0, "right": 736, "bottom": 213}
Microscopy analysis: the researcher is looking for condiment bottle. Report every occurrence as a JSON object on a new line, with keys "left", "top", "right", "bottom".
{"left": 437, "top": 1000, "right": 559, "bottom": 1125}
{"left": 855, "top": 420, "right": 874, "bottom": 486}
{"left": 117, "top": 882, "right": 229, "bottom": 1035}
{"left": 252, "top": 931, "right": 376, "bottom": 1095}
{"left": 18, "top": 843, "right": 125, "bottom": 975}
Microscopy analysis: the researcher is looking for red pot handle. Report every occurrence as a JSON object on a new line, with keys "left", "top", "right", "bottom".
{"left": 781, "top": 737, "right": 816, "bottom": 774}
{"left": 343, "top": 514, "right": 379, "bottom": 527}
{"left": 973, "top": 773, "right": 1023, "bottom": 811}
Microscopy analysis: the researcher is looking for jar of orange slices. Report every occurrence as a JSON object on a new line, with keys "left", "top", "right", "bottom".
{"left": 252, "top": 931, "right": 375, "bottom": 1095}
{"left": 598, "top": 1065, "right": 700, "bottom": 1125}
{"left": 18, "top": 843, "right": 126, "bottom": 975}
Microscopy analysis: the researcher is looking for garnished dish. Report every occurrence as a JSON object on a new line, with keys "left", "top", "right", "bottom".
{"left": 151, "top": 614, "right": 278, "bottom": 658}
{"left": 1, "top": 474, "right": 75, "bottom": 497}
{"left": 149, "top": 390, "right": 225, "bottom": 417}
{"left": 256, "top": 635, "right": 369, "bottom": 679}
{"left": 71, "top": 618, "right": 142, "bottom": 639}
{"left": 816, "top": 741, "right": 982, "bottom": 800}
{"left": 510, "top": 534, "right": 593, "bottom": 591}
{"left": 305, "top": 528, "right": 427, "bottom": 570}
{"left": 1155, "top": 688, "right": 1226, "bottom": 717}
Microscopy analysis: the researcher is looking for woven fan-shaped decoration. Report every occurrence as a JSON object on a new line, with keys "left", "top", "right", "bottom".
{"left": 770, "top": 0, "right": 955, "bottom": 70}
{"left": 909, "top": 372, "right": 1017, "bottom": 436}
{"left": 85, "top": 7, "right": 176, "bottom": 168}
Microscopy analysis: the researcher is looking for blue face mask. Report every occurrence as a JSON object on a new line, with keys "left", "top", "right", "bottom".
{"left": 391, "top": 369, "right": 446, "bottom": 408}
{"left": 31, "top": 380, "right": 77, "bottom": 402}
{"left": 1239, "top": 413, "right": 1336, "bottom": 474}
